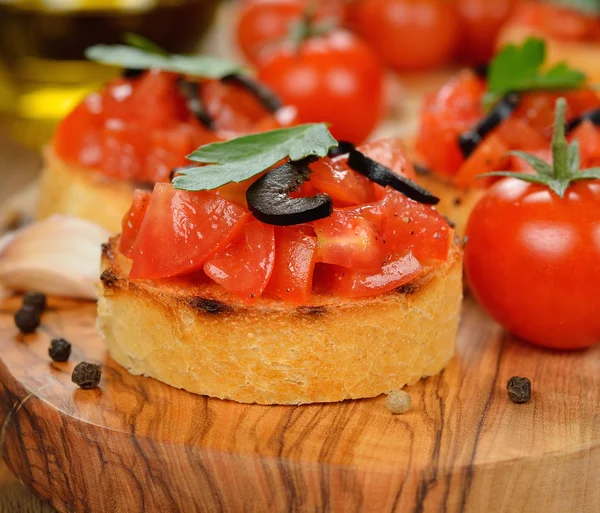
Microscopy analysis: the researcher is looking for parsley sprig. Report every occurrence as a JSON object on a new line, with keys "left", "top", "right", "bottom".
{"left": 484, "top": 38, "right": 587, "bottom": 108}
{"left": 85, "top": 33, "right": 243, "bottom": 79}
{"left": 172, "top": 124, "right": 337, "bottom": 191}
{"left": 480, "top": 97, "right": 600, "bottom": 198}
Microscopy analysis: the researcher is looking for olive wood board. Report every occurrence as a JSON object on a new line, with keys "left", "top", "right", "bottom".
{"left": 0, "top": 295, "right": 598, "bottom": 513}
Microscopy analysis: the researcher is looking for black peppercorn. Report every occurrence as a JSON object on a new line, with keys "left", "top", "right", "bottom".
{"left": 507, "top": 376, "right": 531, "bottom": 404}
{"left": 72, "top": 362, "right": 102, "bottom": 389}
{"left": 49, "top": 338, "right": 72, "bottom": 362}
{"left": 14, "top": 306, "right": 41, "bottom": 334}
{"left": 23, "top": 291, "right": 47, "bottom": 313}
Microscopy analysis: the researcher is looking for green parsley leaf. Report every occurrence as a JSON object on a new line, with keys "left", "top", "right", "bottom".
{"left": 479, "top": 97, "right": 600, "bottom": 198}
{"left": 549, "top": 0, "right": 600, "bottom": 15}
{"left": 173, "top": 124, "right": 337, "bottom": 191}
{"left": 85, "top": 36, "right": 244, "bottom": 79}
{"left": 484, "top": 38, "right": 586, "bottom": 108}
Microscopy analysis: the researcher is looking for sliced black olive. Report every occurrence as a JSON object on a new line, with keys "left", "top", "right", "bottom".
{"left": 222, "top": 74, "right": 282, "bottom": 114}
{"left": 347, "top": 150, "right": 439, "bottom": 205}
{"left": 177, "top": 78, "right": 215, "bottom": 130}
{"left": 246, "top": 158, "right": 332, "bottom": 226}
{"left": 566, "top": 108, "right": 600, "bottom": 133}
{"left": 121, "top": 68, "right": 145, "bottom": 79}
{"left": 472, "top": 63, "right": 489, "bottom": 79}
{"left": 458, "top": 92, "right": 520, "bottom": 158}
{"left": 327, "top": 140, "right": 356, "bottom": 159}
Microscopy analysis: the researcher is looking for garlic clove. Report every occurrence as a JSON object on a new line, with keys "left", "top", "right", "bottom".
{"left": 0, "top": 215, "right": 111, "bottom": 300}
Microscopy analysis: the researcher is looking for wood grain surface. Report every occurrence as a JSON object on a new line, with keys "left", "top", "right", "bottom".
{"left": 0, "top": 295, "right": 598, "bottom": 513}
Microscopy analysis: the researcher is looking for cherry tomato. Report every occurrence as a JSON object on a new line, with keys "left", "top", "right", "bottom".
{"left": 129, "top": 183, "right": 250, "bottom": 279}
{"left": 119, "top": 189, "right": 151, "bottom": 258}
{"left": 351, "top": 0, "right": 460, "bottom": 71}
{"left": 465, "top": 178, "right": 600, "bottom": 349}
{"left": 235, "top": 0, "right": 345, "bottom": 64}
{"left": 456, "top": 0, "right": 519, "bottom": 64}
{"left": 265, "top": 226, "right": 319, "bottom": 303}
{"left": 257, "top": 30, "right": 384, "bottom": 144}
{"left": 204, "top": 219, "right": 275, "bottom": 302}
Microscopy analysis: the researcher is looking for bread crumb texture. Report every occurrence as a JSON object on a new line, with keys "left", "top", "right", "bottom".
{"left": 98, "top": 237, "right": 463, "bottom": 405}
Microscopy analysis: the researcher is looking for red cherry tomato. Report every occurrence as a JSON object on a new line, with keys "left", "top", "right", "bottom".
{"left": 119, "top": 189, "right": 151, "bottom": 258}
{"left": 265, "top": 226, "right": 319, "bottom": 303}
{"left": 351, "top": 0, "right": 460, "bottom": 71}
{"left": 257, "top": 30, "right": 385, "bottom": 144}
{"left": 204, "top": 219, "right": 275, "bottom": 302}
{"left": 465, "top": 178, "right": 600, "bottom": 349}
{"left": 456, "top": 0, "right": 519, "bottom": 64}
{"left": 129, "top": 183, "right": 250, "bottom": 280}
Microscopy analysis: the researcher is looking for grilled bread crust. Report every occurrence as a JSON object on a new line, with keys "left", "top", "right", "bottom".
{"left": 37, "top": 149, "right": 137, "bottom": 233}
{"left": 97, "top": 237, "right": 463, "bottom": 405}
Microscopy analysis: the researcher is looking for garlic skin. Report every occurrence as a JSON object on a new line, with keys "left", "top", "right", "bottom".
{"left": 0, "top": 215, "right": 111, "bottom": 300}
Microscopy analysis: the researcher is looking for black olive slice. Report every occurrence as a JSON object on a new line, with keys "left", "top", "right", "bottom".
{"left": 566, "top": 108, "right": 600, "bottom": 133}
{"left": 246, "top": 158, "right": 333, "bottom": 226}
{"left": 327, "top": 140, "right": 356, "bottom": 158}
{"left": 222, "top": 74, "right": 282, "bottom": 114}
{"left": 457, "top": 92, "right": 520, "bottom": 158}
{"left": 121, "top": 68, "right": 145, "bottom": 79}
{"left": 177, "top": 78, "right": 215, "bottom": 130}
{"left": 347, "top": 150, "right": 439, "bottom": 205}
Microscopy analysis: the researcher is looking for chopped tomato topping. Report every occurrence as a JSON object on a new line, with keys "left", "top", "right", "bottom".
{"left": 494, "top": 116, "right": 547, "bottom": 151}
{"left": 119, "top": 189, "right": 151, "bottom": 258}
{"left": 382, "top": 190, "right": 452, "bottom": 262}
{"left": 204, "top": 220, "right": 275, "bottom": 303}
{"left": 265, "top": 226, "right": 319, "bottom": 303}
{"left": 309, "top": 157, "right": 374, "bottom": 207}
{"left": 570, "top": 120, "right": 600, "bottom": 167}
{"left": 358, "top": 137, "right": 417, "bottom": 180}
{"left": 129, "top": 183, "right": 250, "bottom": 280}
{"left": 314, "top": 209, "right": 384, "bottom": 271}
{"left": 455, "top": 133, "right": 510, "bottom": 188}
{"left": 508, "top": 149, "right": 552, "bottom": 173}
{"left": 316, "top": 253, "right": 422, "bottom": 299}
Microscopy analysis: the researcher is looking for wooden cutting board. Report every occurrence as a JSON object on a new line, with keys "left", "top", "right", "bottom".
{"left": 0, "top": 295, "right": 598, "bottom": 513}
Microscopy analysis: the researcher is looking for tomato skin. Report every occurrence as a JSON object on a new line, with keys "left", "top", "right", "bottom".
{"left": 235, "top": 0, "right": 345, "bottom": 64}
{"left": 309, "top": 157, "right": 374, "bottom": 207}
{"left": 456, "top": 0, "right": 518, "bottom": 64}
{"left": 257, "top": 30, "right": 384, "bottom": 144}
{"left": 204, "top": 219, "right": 275, "bottom": 302}
{"left": 454, "top": 133, "right": 510, "bottom": 188}
{"left": 352, "top": 0, "right": 460, "bottom": 71}
{"left": 316, "top": 252, "right": 422, "bottom": 299}
{"left": 119, "top": 189, "right": 151, "bottom": 258}
{"left": 265, "top": 226, "right": 318, "bottom": 303}
{"left": 569, "top": 120, "right": 600, "bottom": 167}
{"left": 465, "top": 178, "right": 600, "bottom": 349}
{"left": 129, "top": 183, "right": 250, "bottom": 280}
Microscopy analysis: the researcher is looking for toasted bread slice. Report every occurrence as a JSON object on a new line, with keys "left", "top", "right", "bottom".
{"left": 97, "top": 237, "right": 463, "bottom": 405}
{"left": 37, "top": 149, "right": 137, "bottom": 233}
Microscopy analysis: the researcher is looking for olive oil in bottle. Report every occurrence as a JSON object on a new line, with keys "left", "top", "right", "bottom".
{"left": 0, "top": 0, "right": 219, "bottom": 148}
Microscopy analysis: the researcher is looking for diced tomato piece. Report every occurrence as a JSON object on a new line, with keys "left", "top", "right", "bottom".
{"left": 454, "top": 133, "right": 510, "bottom": 188}
{"left": 416, "top": 71, "right": 486, "bottom": 176}
{"left": 309, "top": 157, "right": 374, "bottom": 207}
{"left": 204, "top": 220, "right": 275, "bottom": 302}
{"left": 350, "top": 199, "right": 388, "bottom": 233}
{"left": 129, "top": 183, "right": 250, "bottom": 279}
{"left": 570, "top": 120, "right": 600, "bottom": 167}
{"left": 130, "top": 70, "right": 189, "bottom": 128}
{"left": 508, "top": 149, "right": 552, "bottom": 173}
{"left": 495, "top": 116, "right": 548, "bottom": 151}
{"left": 202, "top": 80, "right": 271, "bottom": 133}
{"left": 357, "top": 137, "right": 417, "bottom": 180}
{"left": 316, "top": 253, "right": 422, "bottom": 299}
{"left": 382, "top": 190, "right": 452, "bottom": 262}
{"left": 314, "top": 209, "right": 384, "bottom": 271}
{"left": 119, "top": 190, "right": 151, "bottom": 258}
{"left": 265, "top": 226, "right": 318, "bottom": 304}
{"left": 102, "top": 78, "right": 135, "bottom": 120}
{"left": 101, "top": 121, "right": 148, "bottom": 181}
{"left": 53, "top": 92, "right": 104, "bottom": 167}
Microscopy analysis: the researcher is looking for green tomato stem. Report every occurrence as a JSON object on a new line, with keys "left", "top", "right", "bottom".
{"left": 552, "top": 97, "right": 569, "bottom": 180}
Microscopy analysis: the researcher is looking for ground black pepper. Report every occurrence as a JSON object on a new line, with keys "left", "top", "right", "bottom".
{"left": 72, "top": 362, "right": 102, "bottom": 389}
{"left": 14, "top": 307, "right": 41, "bottom": 334}
{"left": 507, "top": 376, "right": 531, "bottom": 404}
{"left": 49, "top": 338, "right": 72, "bottom": 362}
{"left": 23, "top": 291, "right": 47, "bottom": 312}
